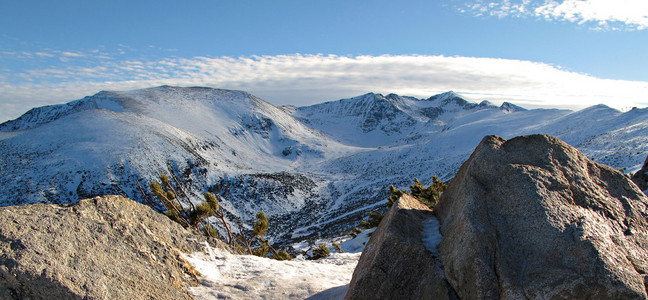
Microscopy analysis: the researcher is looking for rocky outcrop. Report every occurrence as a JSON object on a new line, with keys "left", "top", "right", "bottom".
{"left": 632, "top": 155, "right": 648, "bottom": 193}
{"left": 435, "top": 134, "right": 648, "bottom": 299}
{"left": 345, "top": 194, "right": 452, "bottom": 300}
{"left": 0, "top": 195, "right": 224, "bottom": 300}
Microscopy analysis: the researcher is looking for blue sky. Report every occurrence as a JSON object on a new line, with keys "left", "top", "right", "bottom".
{"left": 1, "top": 0, "right": 647, "bottom": 122}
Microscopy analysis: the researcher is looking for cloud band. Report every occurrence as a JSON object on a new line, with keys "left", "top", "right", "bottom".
{"left": 1, "top": 53, "right": 647, "bottom": 122}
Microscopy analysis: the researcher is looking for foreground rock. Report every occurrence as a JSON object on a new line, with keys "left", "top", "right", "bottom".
{"left": 436, "top": 134, "right": 648, "bottom": 299}
{"left": 345, "top": 194, "right": 452, "bottom": 300}
{"left": 0, "top": 195, "right": 222, "bottom": 299}
{"left": 632, "top": 155, "right": 648, "bottom": 193}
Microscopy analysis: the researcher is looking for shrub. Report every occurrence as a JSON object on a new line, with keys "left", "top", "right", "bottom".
{"left": 148, "top": 174, "right": 233, "bottom": 242}
{"left": 236, "top": 211, "right": 269, "bottom": 255}
{"left": 360, "top": 210, "right": 384, "bottom": 229}
{"left": 350, "top": 226, "right": 363, "bottom": 238}
{"left": 270, "top": 250, "right": 293, "bottom": 261}
{"left": 332, "top": 242, "right": 344, "bottom": 253}
{"left": 310, "top": 243, "right": 331, "bottom": 260}
{"left": 204, "top": 223, "right": 220, "bottom": 240}
{"left": 252, "top": 239, "right": 270, "bottom": 257}
{"left": 388, "top": 176, "right": 447, "bottom": 209}
{"left": 387, "top": 185, "right": 406, "bottom": 207}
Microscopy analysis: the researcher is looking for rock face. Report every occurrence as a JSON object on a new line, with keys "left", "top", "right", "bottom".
{"left": 345, "top": 194, "right": 452, "bottom": 300}
{"left": 435, "top": 134, "right": 648, "bottom": 299}
{"left": 0, "top": 195, "right": 221, "bottom": 300}
{"left": 632, "top": 155, "right": 648, "bottom": 193}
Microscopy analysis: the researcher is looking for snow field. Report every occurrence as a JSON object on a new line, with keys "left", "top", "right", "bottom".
{"left": 185, "top": 243, "right": 361, "bottom": 300}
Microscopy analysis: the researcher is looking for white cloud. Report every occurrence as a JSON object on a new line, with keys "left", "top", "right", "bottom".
{"left": 34, "top": 52, "right": 55, "bottom": 58}
{"left": 0, "top": 54, "right": 647, "bottom": 122}
{"left": 536, "top": 0, "right": 648, "bottom": 29}
{"left": 61, "top": 51, "right": 85, "bottom": 57}
{"left": 460, "top": 0, "right": 648, "bottom": 30}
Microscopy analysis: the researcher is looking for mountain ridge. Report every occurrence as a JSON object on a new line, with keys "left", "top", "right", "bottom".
{"left": 1, "top": 86, "right": 646, "bottom": 247}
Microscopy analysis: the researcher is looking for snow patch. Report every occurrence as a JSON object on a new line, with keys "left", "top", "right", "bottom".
{"left": 422, "top": 215, "right": 446, "bottom": 278}
{"left": 422, "top": 216, "right": 442, "bottom": 256}
{"left": 185, "top": 243, "right": 360, "bottom": 299}
{"left": 339, "top": 227, "right": 376, "bottom": 253}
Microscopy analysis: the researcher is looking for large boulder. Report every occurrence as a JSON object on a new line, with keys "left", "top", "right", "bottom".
{"left": 345, "top": 194, "right": 452, "bottom": 300}
{"left": 0, "top": 195, "right": 224, "bottom": 300}
{"left": 435, "top": 134, "right": 648, "bottom": 299}
{"left": 632, "top": 155, "right": 648, "bottom": 193}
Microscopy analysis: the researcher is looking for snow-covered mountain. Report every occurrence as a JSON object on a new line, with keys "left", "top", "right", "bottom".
{"left": 1, "top": 86, "right": 647, "bottom": 246}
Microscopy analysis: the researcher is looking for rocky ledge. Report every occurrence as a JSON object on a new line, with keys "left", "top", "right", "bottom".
{"left": 0, "top": 195, "right": 224, "bottom": 300}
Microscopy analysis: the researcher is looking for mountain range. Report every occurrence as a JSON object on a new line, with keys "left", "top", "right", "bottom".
{"left": 1, "top": 86, "right": 646, "bottom": 246}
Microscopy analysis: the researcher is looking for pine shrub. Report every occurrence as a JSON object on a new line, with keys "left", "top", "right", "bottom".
{"left": 387, "top": 176, "right": 447, "bottom": 209}
{"left": 310, "top": 243, "right": 331, "bottom": 260}
{"left": 270, "top": 250, "right": 293, "bottom": 261}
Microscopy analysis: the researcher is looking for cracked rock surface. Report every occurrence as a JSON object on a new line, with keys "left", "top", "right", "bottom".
{"left": 0, "top": 195, "right": 224, "bottom": 300}
{"left": 436, "top": 134, "right": 648, "bottom": 299}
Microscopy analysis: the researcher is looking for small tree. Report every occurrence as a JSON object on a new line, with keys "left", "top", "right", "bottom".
{"left": 310, "top": 243, "right": 331, "bottom": 260}
{"left": 149, "top": 175, "right": 233, "bottom": 242}
{"left": 150, "top": 178, "right": 190, "bottom": 227}
{"left": 203, "top": 192, "right": 234, "bottom": 245}
{"left": 236, "top": 211, "right": 269, "bottom": 255}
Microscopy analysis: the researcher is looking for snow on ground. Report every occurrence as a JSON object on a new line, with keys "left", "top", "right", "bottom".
{"left": 339, "top": 228, "right": 375, "bottom": 253}
{"left": 184, "top": 215, "right": 445, "bottom": 299}
{"left": 185, "top": 243, "right": 361, "bottom": 300}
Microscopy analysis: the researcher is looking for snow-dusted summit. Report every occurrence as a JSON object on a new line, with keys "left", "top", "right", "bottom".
{"left": 1, "top": 86, "right": 647, "bottom": 246}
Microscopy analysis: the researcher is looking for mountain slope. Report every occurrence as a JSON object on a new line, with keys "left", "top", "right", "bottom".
{"left": 1, "top": 86, "right": 646, "bottom": 246}
{"left": 0, "top": 86, "right": 356, "bottom": 244}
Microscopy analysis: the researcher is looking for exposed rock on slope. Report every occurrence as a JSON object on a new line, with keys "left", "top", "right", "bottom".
{"left": 632, "top": 155, "right": 648, "bottom": 193}
{"left": 435, "top": 134, "right": 648, "bottom": 299}
{"left": 345, "top": 194, "right": 451, "bottom": 300}
{"left": 0, "top": 195, "right": 223, "bottom": 300}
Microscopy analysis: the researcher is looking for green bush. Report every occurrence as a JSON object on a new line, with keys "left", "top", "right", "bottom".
{"left": 149, "top": 175, "right": 233, "bottom": 241}
{"left": 387, "top": 176, "right": 447, "bottom": 209}
{"left": 270, "top": 250, "right": 293, "bottom": 261}
{"left": 360, "top": 211, "right": 384, "bottom": 229}
{"left": 236, "top": 211, "right": 270, "bottom": 255}
{"left": 310, "top": 243, "right": 331, "bottom": 260}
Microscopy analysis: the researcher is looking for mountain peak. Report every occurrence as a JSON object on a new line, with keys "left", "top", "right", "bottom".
{"left": 479, "top": 100, "right": 496, "bottom": 108}
{"left": 499, "top": 102, "right": 527, "bottom": 113}
{"left": 426, "top": 91, "right": 464, "bottom": 103}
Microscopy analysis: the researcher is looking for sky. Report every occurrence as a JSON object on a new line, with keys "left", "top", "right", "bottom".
{"left": 1, "top": 0, "right": 647, "bottom": 122}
